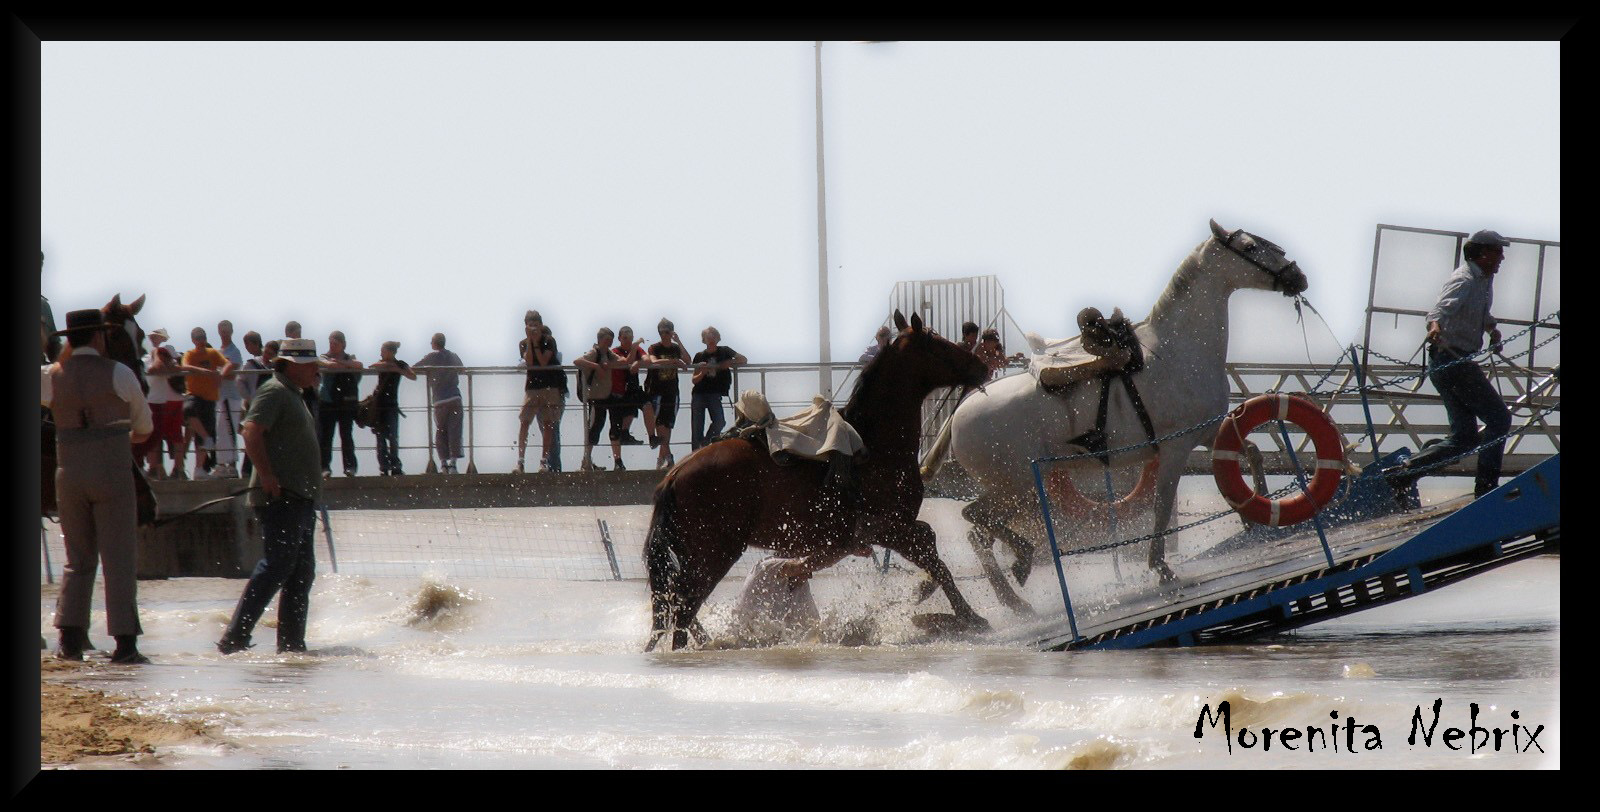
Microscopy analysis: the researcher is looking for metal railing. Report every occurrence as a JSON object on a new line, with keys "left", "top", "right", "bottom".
{"left": 221, "top": 353, "right": 1557, "bottom": 478}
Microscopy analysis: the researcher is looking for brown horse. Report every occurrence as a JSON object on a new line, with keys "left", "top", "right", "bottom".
{"left": 42, "top": 294, "right": 155, "bottom": 523}
{"left": 644, "top": 311, "right": 991, "bottom": 651}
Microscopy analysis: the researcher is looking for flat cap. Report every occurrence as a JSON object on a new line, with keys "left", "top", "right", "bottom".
{"left": 1467, "top": 229, "right": 1511, "bottom": 247}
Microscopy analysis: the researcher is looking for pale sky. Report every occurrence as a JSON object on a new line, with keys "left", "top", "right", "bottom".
{"left": 41, "top": 41, "right": 1560, "bottom": 372}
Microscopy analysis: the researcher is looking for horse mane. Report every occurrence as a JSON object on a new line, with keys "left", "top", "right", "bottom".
{"left": 1147, "top": 244, "right": 1207, "bottom": 326}
{"left": 841, "top": 335, "right": 900, "bottom": 426}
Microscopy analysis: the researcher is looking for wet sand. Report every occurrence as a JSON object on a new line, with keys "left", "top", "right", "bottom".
{"left": 40, "top": 656, "right": 216, "bottom": 767}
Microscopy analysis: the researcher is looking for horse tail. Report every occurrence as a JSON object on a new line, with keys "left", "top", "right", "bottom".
{"left": 919, "top": 413, "right": 956, "bottom": 481}
{"left": 643, "top": 473, "right": 683, "bottom": 647}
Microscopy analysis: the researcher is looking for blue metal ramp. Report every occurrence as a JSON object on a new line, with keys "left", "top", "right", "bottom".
{"left": 1033, "top": 454, "right": 1559, "bottom": 651}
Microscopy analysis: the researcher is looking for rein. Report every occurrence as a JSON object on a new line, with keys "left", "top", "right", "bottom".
{"left": 151, "top": 486, "right": 316, "bottom": 528}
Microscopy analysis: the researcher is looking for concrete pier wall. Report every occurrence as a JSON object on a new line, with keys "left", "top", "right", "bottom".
{"left": 139, "top": 471, "right": 667, "bottom": 578}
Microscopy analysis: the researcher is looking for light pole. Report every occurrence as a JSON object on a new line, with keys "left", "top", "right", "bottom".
{"left": 814, "top": 40, "right": 832, "bottom": 400}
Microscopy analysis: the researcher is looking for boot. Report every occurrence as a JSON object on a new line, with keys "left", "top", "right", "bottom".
{"left": 109, "top": 635, "right": 150, "bottom": 664}
{"left": 55, "top": 627, "right": 94, "bottom": 661}
{"left": 216, "top": 635, "right": 254, "bottom": 655}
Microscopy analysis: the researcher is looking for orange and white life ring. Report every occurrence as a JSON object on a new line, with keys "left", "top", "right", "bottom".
{"left": 1045, "top": 458, "right": 1161, "bottom": 527}
{"left": 1211, "top": 394, "right": 1343, "bottom": 527}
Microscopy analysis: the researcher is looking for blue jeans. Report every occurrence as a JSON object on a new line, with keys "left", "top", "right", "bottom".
{"left": 318, "top": 400, "right": 358, "bottom": 475}
{"left": 1407, "top": 346, "right": 1511, "bottom": 496}
{"left": 690, "top": 392, "right": 726, "bottom": 450}
{"left": 374, "top": 408, "right": 402, "bottom": 475}
{"left": 222, "top": 498, "right": 317, "bottom": 651}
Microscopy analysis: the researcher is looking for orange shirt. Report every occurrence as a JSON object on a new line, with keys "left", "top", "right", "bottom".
{"left": 182, "top": 346, "right": 229, "bottom": 401}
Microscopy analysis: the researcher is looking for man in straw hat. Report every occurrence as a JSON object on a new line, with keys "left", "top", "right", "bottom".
{"left": 42, "top": 308, "right": 155, "bottom": 663}
{"left": 217, "top": 337, "right": 325, "bottom": 655}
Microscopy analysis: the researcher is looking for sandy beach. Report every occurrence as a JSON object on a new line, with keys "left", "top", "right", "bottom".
{"left": 40, "top": 656, "right": 217, "bottom": 768}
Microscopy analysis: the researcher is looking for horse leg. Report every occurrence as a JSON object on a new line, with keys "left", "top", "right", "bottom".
{"left": 667, "top": 540, "right": 748, "bottom": 650}
{"left": 1144, "top": 448, "right": 1188, "bottom": 582}
{"left": 887, "top": 521, "right": 990, "bottom": 632}
{"left": 961, "top": 496, "right": 1034, "bottom": 614}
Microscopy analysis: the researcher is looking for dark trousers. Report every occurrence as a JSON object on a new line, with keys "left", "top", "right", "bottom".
{"left": 585, "top": 398, "right": 634, "bottom": 446}
{"left": 690, "top": 392, "right": 726, "bottom": 450}
{"left": 374, "top": 408, "right": 402, "bottom": 475}
{"left": 318, "top": 400, "right": 358, "bottom": 475}
{"left": 223, "top": 499, "right": 317, "bottom": 650}
{"left": 1407, "top": 347, "right": 1512, "bottom": 496}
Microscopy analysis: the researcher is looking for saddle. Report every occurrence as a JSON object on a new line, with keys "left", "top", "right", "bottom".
{"left": 729, "top": 391, "right": 866, "bottom": 493}
{"left": 1036, "top": 308, "right": 1159, "bottom": 465}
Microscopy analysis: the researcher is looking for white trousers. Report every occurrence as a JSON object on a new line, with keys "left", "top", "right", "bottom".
{"left": 215, "top": 397, "right": 244, "bottom": 466}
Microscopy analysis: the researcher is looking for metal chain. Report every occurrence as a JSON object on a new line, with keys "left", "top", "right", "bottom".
{"left": 1054, "top": 397, "right": 1561, "bottom": 559}
{"left": 1025, "top": 308, "right": 1560, "bottom": 560}
{"left": 1392, "top": 401, "right": 1562, "bottom": 478}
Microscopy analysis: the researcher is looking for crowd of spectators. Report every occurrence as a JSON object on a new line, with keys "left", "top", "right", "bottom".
{"left": 125, "top": 312, "right": 1023, "bottom": 479}
{"left": 129, "top": 313, "right": 756, "bottom": 479}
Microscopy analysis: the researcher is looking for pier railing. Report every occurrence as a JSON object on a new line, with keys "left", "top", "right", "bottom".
{"left": 225, "top": 357, "right": 1557, "bottom": 479}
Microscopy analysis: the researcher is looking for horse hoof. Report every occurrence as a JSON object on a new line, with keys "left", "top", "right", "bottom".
{"left": 913, "top": 577, "right": 939, "bottom": 604}
{"left": 1153, "top": 560, "right": 1178, "bottom": 583}
{"left": 911, "top": 613, "right": 984, "bottom": 637}
{"left": 960, "top": 613, "right": 993, "bottom": 633}
{"left": 1004, "top": 598, "right": 1036, "bottom": 617}
{"left": 1010, "top": 559, "right": 1032, "bottom": 586}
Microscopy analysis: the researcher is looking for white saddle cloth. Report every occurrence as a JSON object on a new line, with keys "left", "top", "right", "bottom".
{"left": 1025, "top": 331, "right": 1134, "bottom": 389}
{"left": 734, "top": 391, "right": 866, "bottom": 462}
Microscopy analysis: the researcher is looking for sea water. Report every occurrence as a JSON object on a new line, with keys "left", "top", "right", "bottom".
{"left": 39, "top": 482, "right": 1559, "bottom": 770}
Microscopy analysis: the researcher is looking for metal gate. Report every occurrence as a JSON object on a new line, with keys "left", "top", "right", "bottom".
{"left": 887, "top": 275, "right": 1015, "bottom": 455}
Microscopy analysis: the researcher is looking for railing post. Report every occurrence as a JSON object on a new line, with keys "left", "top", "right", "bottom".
{"left": 1277, "top": 420, "right": 1336, "bottom": 570}
{"left": 465, "top": 370, "right": 478, "bottom": 475}
{"left": 1101, "top": 467, "right": 1122, "bottom": 581}
{"left": 425, "top": 378, "right": 438, "bottom": 474}
{"left": 1349, "top": 344, "right": 1382, "bottom": 466}
{"left": 320, "top": 506, "right": 339, "bottom": 574}
{"left": 41, "top": 521, "right": 53, "bottom": 585}
{"left": 1032, "top": 459, "right": 1079, "bottom": 643}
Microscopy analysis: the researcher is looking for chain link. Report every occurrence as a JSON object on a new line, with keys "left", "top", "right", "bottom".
{"left": 1052, "top": 397, "right": 1561, "bottom": 559}
{"left": 1026, "top": 308, "right": 1559, "bottom": 559}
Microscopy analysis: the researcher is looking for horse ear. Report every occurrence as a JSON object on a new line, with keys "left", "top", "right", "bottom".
{"left": 109, "top": 293, "right": 123, "bottom": 311}
{"left": 892, "top": 310, "right": 908, "bottom": 332}
{"left": 909, "top": 312, "right": 924, "bottom": 333}
{"left": 128, "top": 294, "right": 146, "bottom": 315}
{"left": 1209, "top": 219, "right": 1230, "bottom": 241}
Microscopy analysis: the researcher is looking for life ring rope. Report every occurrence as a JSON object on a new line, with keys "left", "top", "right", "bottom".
{"left": 1211, "top": 393, "right": 1344, "bottom": 527}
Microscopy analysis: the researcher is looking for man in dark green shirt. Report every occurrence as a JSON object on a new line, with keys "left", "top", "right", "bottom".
{"left": 218, "top": 338, "right": 324, "bottom": 655}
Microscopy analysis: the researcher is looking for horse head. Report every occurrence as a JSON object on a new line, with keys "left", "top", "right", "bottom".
{"left": 1204, "top": 219, "right": 1308, "bottom": 297}
{"left": 102, "top": 293, "right": 149, "bottom": 394}
{"left": 888, "top": 309, "right": 990, "bottom": 394}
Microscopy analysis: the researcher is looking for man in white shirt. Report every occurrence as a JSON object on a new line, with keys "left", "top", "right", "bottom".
{"left": 725, "top": 546, "right": 871, "bottom": 647}
{"left": 212, "top": 319, "right": 246, "bottom": 478}
{"left": 141, "top": 328, "right": 185, "bottom": 479}
{"left": 43, "top": 309, "right": 155, "bottom": 663}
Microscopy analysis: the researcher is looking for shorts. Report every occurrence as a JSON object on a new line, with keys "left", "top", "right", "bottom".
{"left": 182, "top": 396, "right": 216, "bottom": 434}
{"left": 151, "top": 401, "right": 184, "bottom": 444}
{"left": 650, "top": 393, "right": 679, "bottom": 429}
{"left": 520, "top": 387, "right": 564, "bottom": 430}
{"left": 616, "top": 380, "right": 649, "bottom": 408}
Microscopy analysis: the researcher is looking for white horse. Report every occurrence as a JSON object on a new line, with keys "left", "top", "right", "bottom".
{"left": 920, "top": 220, "right": 1308, "bottom": 612}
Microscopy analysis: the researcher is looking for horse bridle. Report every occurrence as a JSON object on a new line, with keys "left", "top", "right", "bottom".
{"left": 1218, "top": 229, "right": 1302, "bottom": 293}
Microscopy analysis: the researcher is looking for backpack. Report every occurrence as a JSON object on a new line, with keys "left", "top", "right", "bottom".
{"left": 578, "top": 348, "right": 613, "bottom": 403}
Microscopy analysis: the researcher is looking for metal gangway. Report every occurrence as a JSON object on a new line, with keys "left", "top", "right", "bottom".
{"left": 1013, "top": 323, "right": 1559, "bottom": 651}
{"left": 1029, "top": 455, "right": 1559, "bottom": 651}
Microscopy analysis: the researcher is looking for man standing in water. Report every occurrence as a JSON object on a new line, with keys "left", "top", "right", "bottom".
{"left": 44, "top": 309, "right": 154, "bottom": 663}
{"left": 1387, "top": 229, "right": 1514, "bottom": 499}
{"left": 218, "top": 338, "right": 324, "bottom": 655}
